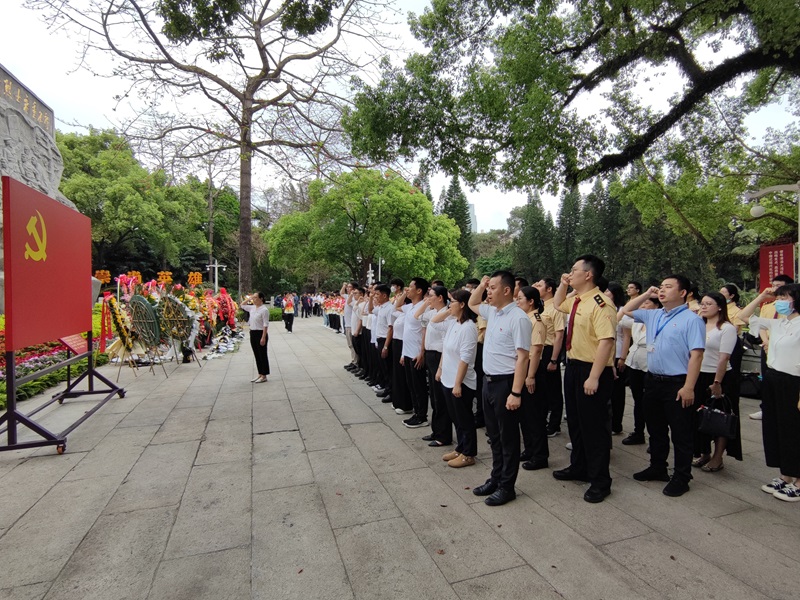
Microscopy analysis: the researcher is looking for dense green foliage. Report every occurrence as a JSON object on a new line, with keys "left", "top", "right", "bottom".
{"left": 344, "top": 1, "right": 799, "bottom": 190}
{"left": 58, "top": 130, "right": 211, "bottom": 277}
{"left": 267, "top": 169, "right": 469, "bottom": 284}
{"left": 440, "top": 176, "right": 474, "bottom": 275}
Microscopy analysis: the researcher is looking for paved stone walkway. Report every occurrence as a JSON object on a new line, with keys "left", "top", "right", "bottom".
{"left": 0, "top": 317, "right": 798, "bottom": 600}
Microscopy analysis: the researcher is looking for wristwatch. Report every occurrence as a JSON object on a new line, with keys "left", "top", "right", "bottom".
{"left": 549, "top": 359, "right": 558, "bottom": 365}
{"left": 510, "top": 390, "right": 522, "bottom": 398}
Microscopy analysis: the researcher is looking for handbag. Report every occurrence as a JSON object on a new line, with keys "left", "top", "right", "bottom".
{"left": 697, "top": 394, "right": 739, "bottom": 439}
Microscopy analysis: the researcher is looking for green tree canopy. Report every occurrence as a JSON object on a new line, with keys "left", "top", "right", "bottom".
{"left": 57, "top": 129, "right": 210, "bottom": 277}
{"left": 440, "top": 176, "right": 474, "bottom": 273}
{"left": 343, "top": 0, "right": 800, "bottom": 190}
{"left": 267, "top": 169, "right": 469, "bottom": 283}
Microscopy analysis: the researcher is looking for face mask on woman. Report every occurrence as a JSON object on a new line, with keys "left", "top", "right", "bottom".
{"left": 774, "top": 299, "right": 794, "bottom": 316}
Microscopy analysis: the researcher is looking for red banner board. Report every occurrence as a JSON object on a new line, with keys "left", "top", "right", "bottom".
{"left": 2, "top": 176, "right": 92, "bottom": 351}
{"left": 759, "top": 243, "right": 795, "bottom": 292}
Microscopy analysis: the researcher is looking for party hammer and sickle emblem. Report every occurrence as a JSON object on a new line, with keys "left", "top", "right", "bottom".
{"left": 24, "top": 210, "right": 47, "bottom": 261}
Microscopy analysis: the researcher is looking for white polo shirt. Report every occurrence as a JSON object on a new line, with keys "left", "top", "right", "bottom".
{"left": 423, "top": 307, "right": 451, "bottom": 352}
{"left": 479, "top": 302, "right": 532, "bottom": 375}
{"left": 375, "top": 301, "right": 394, "bottom": 339}
{"left": 402, "top": 300, "right": 425, "bottom": 358}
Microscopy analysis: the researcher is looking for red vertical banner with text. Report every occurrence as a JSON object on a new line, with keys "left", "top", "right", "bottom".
{"left": 2, "top": 176, "right": 92, "bottom": 351}
{"left": 759, "top": 243, "right": 795, "bottom": 291}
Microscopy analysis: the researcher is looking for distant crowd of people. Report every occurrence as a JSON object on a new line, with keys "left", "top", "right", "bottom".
{"left": 242, "top": 257, "right": 800, "bottom": 507}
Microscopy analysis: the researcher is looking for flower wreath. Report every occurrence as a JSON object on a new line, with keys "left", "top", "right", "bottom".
{"left": 107, "top": 296, "right": 133, "bottom": 351}
{"left": 160, "top": 294, "right": 201, "bottom": 346}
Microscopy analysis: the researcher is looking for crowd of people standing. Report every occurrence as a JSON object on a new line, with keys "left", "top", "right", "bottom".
{"left": 246, "top": 258, "right": 800, "bottom": 507}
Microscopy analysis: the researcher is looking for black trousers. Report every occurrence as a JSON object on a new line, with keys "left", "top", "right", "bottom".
{"left": 541, "top": 346, "right": 563, "bottom": 432}
{"left": 283, "top": 313, "right": 294, "bottom": 332}
{"left": 474, "top": 342, "right": 485, "bottom": 424}
{"left": 443, "top": 384, "right": 477, "bottom": 456}
{"left": 404, "top": 355, "right": 429, "bottom": 419}
{"left": 352, "top": 334, "right": 363, "bottom": 368}
{"left": 761, "top": 369, "right": 800, "bottom": 477}
{"left": 249, "top": 330, "right": 270, "bottom": 376}
{"left": 564, "top": 360, "right": 613, "bottom": 491}
{"left": 483, "top": 376, "right": 521, "bottom": 491}
{"left": 361, "top": 328, "right": 373, "bottom": 378}
{"left": 627, "top": 368, "right": 646, "bottom": 436}
{"left": 519, "top": 348, "right": 552, "bottom": 462}
{"left": 391, "top": 339, "right": 411, "bottom": 411}
{"left": 377, "top": 337, "right": 392, "bottom": 391}
{"left": 426, "top": 350, "right": 452, "bottom": 443}
{"left": 611, "top": 360, "right": 627, "bottom": 433}
{"left": 644, "top": 373, "right": 693, "bottom": 483}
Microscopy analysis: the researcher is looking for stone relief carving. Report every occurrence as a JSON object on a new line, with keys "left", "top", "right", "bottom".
{"left": 1, "top": 94, "right": 77, "bottom": 313}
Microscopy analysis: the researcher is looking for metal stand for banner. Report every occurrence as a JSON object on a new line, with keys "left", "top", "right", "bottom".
{"left": 0, "top": 332, "right": 125, "bottom": 454}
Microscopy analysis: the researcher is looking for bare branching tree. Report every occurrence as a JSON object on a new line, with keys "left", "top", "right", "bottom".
{"left": 28, "top": 0, "right": 395, "bottom": 292}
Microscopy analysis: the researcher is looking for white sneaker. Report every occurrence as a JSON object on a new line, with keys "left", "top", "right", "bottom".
{"left": 762, "top": 477, "right": 790, "bottom": 494}
{"left": 565, "top": 442, "right": 573, "bottom": 450}
{"left": 395, "top": 408, "right": 413, "bottom": 415}
{"left": 773, "top": 482, "right": 800, "bottom": 502}
{"left": 749, "top": 410, "right": 762, "bottom": 420}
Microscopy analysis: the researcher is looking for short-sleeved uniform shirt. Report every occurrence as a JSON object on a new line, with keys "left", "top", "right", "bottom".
{"left": 527, "top": 311, "right": 547, "bottom": 360}
{"left": 726, "top": 303, "right": 745, "bottom": 328}
{"left": 558, "top": 287, "right": 617, "bottom": 366}
{"left": 632, "top": 304, "right": 705, "bottom": 376}
{"left": 479, "top": 302, "right": 532, "bottom": 375}
{"left": 540, "top": 298, "right": 565, "bottom": 346}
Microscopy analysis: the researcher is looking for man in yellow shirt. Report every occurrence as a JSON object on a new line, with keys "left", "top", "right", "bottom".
{"left": 553, "top": 255, "right": 617, "bottom": 503}
{"left": 534, "top": 277, "right": 565, "bottom": 436}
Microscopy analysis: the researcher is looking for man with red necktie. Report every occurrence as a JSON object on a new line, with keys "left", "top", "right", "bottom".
{"left": 552, "top": 255, "right": 618, "bottom": 503}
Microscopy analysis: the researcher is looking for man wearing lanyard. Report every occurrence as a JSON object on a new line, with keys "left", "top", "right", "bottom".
{"left": 552, "top": 255, "right": 617, "bottom": 503}
{"left": 623, "top": 275, "right": 705, "bottom": 497}
{"left": 468, "top": 271, "right": 532, "bottom": 506}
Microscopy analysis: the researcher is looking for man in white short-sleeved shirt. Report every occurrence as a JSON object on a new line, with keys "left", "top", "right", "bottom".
{"left": 468, "top": 271, "right": 532, "bottom": 506}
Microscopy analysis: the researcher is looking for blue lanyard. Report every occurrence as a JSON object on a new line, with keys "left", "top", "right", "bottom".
{"left": 654, "top": 305, "right": 688, "bottom": 340}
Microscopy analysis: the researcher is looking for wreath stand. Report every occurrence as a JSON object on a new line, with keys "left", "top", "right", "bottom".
{"left": 159, "top": 296, "right": 203, "bottom": 369}
{"left": 0, "top": 331, "right": 125, "bottom": 454}
{"left": 129, "top": 295, "right": 169, "bottom": 378}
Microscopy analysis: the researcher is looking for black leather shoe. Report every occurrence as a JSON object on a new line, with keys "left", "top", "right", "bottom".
{"left": 472, "top": 480, "right": 498, "bottom": 496}
{"left": 421, "top": 434, "right": 435, "bottom": 441}
{"left": 663, "top": 478, "right": 690, "bottom": 497}
{"left": 633, "top": 466, "right": 670, "bottom": 482}
{"left": 519, "top": 451, "right": 533, "bottom": 462}
{"left": 485, "top": 488, "right": 516, "bottom": 506}
{"left": 552, "top": 467, "right": 589, "bottom": 482}
{"left": 522, "top": 459, "right": 549, "bottom": 471}
{"left": 621, "top": 433, "right": 645, "bottom": 446}
{"left": 381, "top": 396, "right": 392, "bottom": 403}
{"left": 584, "top": 486, "right": 611, "bottom": 503}
{"left": 375, "top": 389, "right": 390, "bottom": 397}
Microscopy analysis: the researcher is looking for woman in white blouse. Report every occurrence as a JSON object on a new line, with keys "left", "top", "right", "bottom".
{"left": 692, "top": 292, "right": 741, "bottom": 472}
{"left": 434, "top": 289, "right": 479, "bottom": 468}
{"left": 417, "top": 286, "right": 453, "bottom": 447}
{"left": 740, "top": 283, "right": 800, "bottom": 502}
{"left": 241, "top": 292, "right": 270, "bottom": 383}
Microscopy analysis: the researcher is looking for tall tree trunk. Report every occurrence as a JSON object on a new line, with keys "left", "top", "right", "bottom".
{"left": 207, "top": 175, "right": 214, "bottom": 275}
{"left": 239, "top": 100, "right": 253, "bottom": 295}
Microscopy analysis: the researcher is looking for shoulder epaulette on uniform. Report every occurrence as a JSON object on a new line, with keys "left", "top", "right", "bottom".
{"left": 593, "top": 294, "right": 606, "bottom": 308}
{"left": 534, "top": 312, "right": 542, "bottom": 321}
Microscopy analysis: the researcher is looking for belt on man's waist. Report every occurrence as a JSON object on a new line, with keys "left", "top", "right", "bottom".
{"left": 646, "top": 373, "right": 685, "bottom": 381}
{"left": 485, "top": 373, "right": 514, "bottom": 383}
